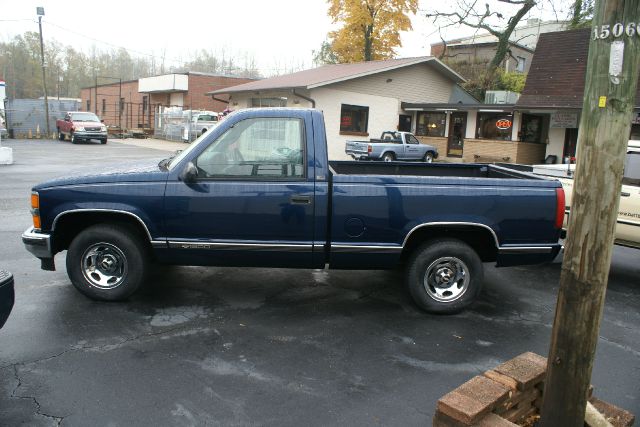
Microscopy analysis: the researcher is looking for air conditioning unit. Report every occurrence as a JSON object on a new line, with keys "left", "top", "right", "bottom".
{"left": 485, "top": 91, "right": 520, "bottom": 104}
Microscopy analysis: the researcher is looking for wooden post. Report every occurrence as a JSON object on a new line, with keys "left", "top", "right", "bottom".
{"left": 539, "top": 1, "right": 640, "bottom": 426}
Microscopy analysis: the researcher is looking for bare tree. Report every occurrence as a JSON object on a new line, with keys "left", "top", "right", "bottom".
{"left": 426, "top": 0, "right": 536, "bottom": 71}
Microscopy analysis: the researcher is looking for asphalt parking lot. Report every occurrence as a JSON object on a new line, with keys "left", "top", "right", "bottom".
{"left": 0, "top": 139, "right": 638, "bottom": 426}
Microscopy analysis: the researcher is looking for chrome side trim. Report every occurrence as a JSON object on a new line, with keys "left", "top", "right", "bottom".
{"left": 331, "top": 244, "right": 403, "bottom": 253}
{"left": 151, "top": 241, "right": 167, "bottom": 249}
{"left": 617, "top": 218, "right": 640, "bottom": 227}
{"left": 22, "top": 226, "right": 53, "bottom": 258}
{"left": 402, "top": 222, "right": 500, "bottom": 248}
{"left": 52, "top": 209, "right": 153, "bottom": 241}
{"left": 498, "top": 246, "right": 555, "bottom": 254}
{"left": 167, "top": 241, "right": 313, "bottom": 252}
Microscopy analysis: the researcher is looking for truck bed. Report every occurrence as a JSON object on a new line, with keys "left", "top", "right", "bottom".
{"left": 329, "top": 161, "right": 544, "bottom": 180}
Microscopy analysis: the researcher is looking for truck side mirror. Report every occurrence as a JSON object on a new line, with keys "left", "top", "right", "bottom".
{"left": 179, "top": 162, "right": 198, "bottom": 183}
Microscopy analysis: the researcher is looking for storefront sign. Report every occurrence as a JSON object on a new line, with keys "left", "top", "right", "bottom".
{"left": 495, "top": 119, "right": 512, "bottom": 130}
{"left": 550, "top": 112, "right": 578, "bottom": 128}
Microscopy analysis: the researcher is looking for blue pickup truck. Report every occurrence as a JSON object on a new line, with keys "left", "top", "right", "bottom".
{"left": 23, "top": 108, "right": 564, "bottom": 313}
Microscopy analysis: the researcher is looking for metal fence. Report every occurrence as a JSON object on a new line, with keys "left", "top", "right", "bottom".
{"left": 154, "top": 106, "right": 197, "bottom": 143}
{"left": 5, "top": 99, "right": 80, "bottom": 138}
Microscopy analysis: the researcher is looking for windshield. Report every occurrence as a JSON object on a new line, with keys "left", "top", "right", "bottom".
{"left": 71, "top": 113, "right": 100, "bottom": 122}
{"left": 167, "top": 126, "right": 217, "bottom": 170}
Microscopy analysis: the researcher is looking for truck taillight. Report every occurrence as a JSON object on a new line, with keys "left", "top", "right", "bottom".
{"left": 555, "top": 188, "right": 565, "bottom": 229}
{"left": 368, "top": 145, "right": 372, "bottom": 153}
{"left": 31, "top": 191, "right": 41, "bottom": 230}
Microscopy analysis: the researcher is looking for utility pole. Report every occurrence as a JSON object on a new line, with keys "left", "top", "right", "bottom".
{"left": 37, "top": 7, "right": 50, "bottom": 138}
{"left": 539, "top": 1, "right": 640, "bottom": 426}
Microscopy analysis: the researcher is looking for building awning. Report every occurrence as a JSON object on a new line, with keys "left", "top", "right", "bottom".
{"left": 401, "top": 102, "right": 515, "bottom": 111}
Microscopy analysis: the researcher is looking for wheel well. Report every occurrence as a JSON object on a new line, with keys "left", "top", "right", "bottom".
{"left": 383, "top": 151, "right": 395, "bottom": 159}
{"left": 401, "top": 225, "right": 498, "bottom": 264}
{"left": 52, "top": 212, "right": 152, "bottom": 254}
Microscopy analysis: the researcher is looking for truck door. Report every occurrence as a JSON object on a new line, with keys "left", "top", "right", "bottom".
{"left": 163, "top": 115, "right": 316, "bottom": 267}
{"left": 618, "top": 147, "right": 640, "bottom": 245}
{"left": 404, "top": 134, "right": 422, "bottom": 159}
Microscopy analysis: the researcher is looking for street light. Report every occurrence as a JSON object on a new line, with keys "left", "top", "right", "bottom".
{"left": 37, "top": 6, "right": 50, "bottom": 138}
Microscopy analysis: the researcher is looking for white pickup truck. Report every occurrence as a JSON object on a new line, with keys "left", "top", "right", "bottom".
{"left": 531, "top": 140, "right": 640, "bottom": 249}
{"left": 182, "top": 111, "right": 219, "bottom": 143}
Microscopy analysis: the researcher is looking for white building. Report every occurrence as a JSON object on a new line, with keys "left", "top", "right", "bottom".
{"left": 208, "top": 57, "right": 471, "bottom": 160}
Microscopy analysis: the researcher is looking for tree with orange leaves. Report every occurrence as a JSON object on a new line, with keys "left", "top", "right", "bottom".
{"left": 327, "top": 0, "right": 418, "bottom": 63}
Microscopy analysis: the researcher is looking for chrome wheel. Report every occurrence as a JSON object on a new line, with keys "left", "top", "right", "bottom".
{"left": 81, "top": 242, "right": 128, "bottom": 289}
{"left": 383, "top": 153, "right": 394, "bottom": 162}
{"left": 424, "top": 152, "right": 434, "bottom": 163}
{"left": 423, "top": 256, "right": 469, "bottom": 302}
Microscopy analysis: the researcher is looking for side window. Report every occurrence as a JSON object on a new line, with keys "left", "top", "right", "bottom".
{"left": 195, "top": 117, "right": 304, "bottom": 179}
{"left": 407, "top": 135, "right": 420, "bottom": 145}
{"left": 622, "top": 152, "right": 640, "bottom": 186}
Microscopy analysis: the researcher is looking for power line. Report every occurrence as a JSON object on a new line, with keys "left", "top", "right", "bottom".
{"left": 41, "top": 20, "right": 307, "bottom": 74}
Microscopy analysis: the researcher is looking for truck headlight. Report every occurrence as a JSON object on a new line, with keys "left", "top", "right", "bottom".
{"left": 75, "top": 126, "right": 85, "bottom": 132}
{"left": 100, "top": 125, "right": 107, "bottom": 132}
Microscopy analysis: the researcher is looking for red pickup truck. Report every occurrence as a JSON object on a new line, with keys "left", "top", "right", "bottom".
{"left": 56, "top": 111, "right": 108, "bottom": 144}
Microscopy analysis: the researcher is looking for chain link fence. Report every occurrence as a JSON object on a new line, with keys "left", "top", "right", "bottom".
{"left": 5, "top": 99, "right": 81, "bottom": 138}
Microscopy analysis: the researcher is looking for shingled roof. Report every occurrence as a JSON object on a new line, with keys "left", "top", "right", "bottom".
{"left": 207, "top": 56, "right": 464, "bottom": 95}
{"left": 517, "top": 28, "right": 640, "bottom": 109}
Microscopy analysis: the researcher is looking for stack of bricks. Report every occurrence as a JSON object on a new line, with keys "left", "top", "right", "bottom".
{"left": 433, "top": 352, "right": 635, "bottom": 427}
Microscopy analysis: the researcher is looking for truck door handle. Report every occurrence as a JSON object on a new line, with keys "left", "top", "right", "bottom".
{"left": 290, "top": 195, "right": 312, "bottom": 205}
{"left": 621, "top": 192, "right": 630, "bottom": 197}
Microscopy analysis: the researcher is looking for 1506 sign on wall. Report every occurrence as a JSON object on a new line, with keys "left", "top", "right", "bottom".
{"left": 593, "top": 22, "right": 640, "bottom": 39}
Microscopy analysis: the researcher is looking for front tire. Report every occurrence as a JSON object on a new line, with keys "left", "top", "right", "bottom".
{"left": 405, "top": 239, "right": 483, "bottom": 314}
{"left": 101, "top": 138, "right": 107, "bottom": 144}
{"left": 424, "top": 151, "right": 434, "bottom": 163}
{"left": 66, "top": 224, "right": 149, "bottom": 301}
{"left": 70, "top": 132, "right": 77, "bottom": 144}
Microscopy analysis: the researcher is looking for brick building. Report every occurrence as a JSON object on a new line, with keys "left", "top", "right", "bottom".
{"left": 516, "top": 28, "right": 640, "bottom": 163}
{"left": 80, "top": 72, "right": 255, "bottom": 130}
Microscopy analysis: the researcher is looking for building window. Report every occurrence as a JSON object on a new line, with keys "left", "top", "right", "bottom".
{"left": 520, "top": 114, "right": 543, "bottom": 143}
{"left": 142, "top": 96, "right": 148, "bottom": 114}
{"left": 416, "top": 112, "right": 446, "bottom": 137}
{"left": 86, "top": 100, "right": 90, "bottom": 111}
{"left": 340, "top": 104, "right": 369, "bottom": 134}
{"left": 516, "top": 56, "right": 526, "bottom": 73}
{"left": 476, "top": 112, "right": 513, "bottom": 141}
{"left": 102, "top": 99, "right": 106, "bottom": 115}
{"left": 250, "top": 97, "right": 287, "bottom": 108}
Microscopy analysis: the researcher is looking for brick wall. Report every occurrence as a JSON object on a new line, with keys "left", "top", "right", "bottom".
{"left": 417, "top": 136, "right": 547, "bottom": 164}
{"left": 186, "top": 74, "right": 255, "bottom": 112}
{"left": 80, "top": 80, "right": 149, "bottom": 128}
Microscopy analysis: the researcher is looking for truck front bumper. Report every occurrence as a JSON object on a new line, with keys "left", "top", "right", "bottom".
{"left": 74, "top": 131, "right": 108, "bottom": 140}
{"left": 22, "top": 227, "right": 55, "bottom": 270}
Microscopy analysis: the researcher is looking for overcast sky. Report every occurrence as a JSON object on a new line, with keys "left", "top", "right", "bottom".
{"left": 0, "top": 0, "right": 572, "bottom": 76}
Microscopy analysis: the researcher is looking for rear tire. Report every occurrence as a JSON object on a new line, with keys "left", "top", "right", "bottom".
{"left": 101, "top": 138, "right": 107, "bottom": 144}
{"left": 405, "top": 238, "right": 483, "bottom": 314}
{"left": 57, "top": 129, "right": 64, "bottom": 141}
{"left": 382, "top": 152, "right": 395, "bottom": 162}
{"left": 66, "top": 224, "right": 149, "bottom": 301}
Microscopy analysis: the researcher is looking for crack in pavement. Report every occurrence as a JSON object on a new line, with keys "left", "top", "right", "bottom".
{"left": 11, "top": 365, "right": 65, "bottom": 426}
{"left": 2, "top": 323, "right": 219, "bottom": 425}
